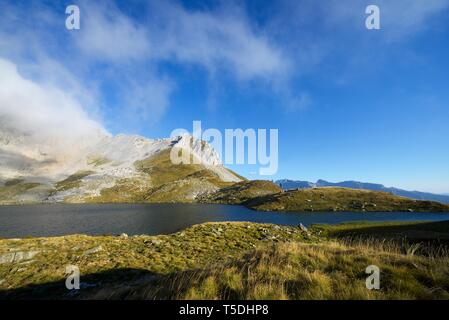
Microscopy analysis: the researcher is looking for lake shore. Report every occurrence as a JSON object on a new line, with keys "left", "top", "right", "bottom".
{"left": 2, "top": 203, "right": 449, "bottom": 239}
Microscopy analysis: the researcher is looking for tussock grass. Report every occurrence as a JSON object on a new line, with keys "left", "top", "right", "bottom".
{"left": 2, "top": 221, "right": 449, "bottom": 300}
{"left": 124, "top": 241, "right": 449, "bottom": 300}
{"left": 0, "top": 222, "right": 308, "bottom": 299}
{"left": 313, "top": 220, "right": 449, "bottom": 257}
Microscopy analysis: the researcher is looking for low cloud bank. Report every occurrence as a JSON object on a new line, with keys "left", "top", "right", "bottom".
{"left": 0, "top": 58, "right": 108, "bottom": 164}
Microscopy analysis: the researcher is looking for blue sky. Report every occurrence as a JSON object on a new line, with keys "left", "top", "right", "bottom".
{"left": 1, "top": 0, "right": 449, "bottom": 193}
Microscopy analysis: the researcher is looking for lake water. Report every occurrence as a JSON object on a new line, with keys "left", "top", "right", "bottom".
{"left": 0, "top": 204, "right": 448, "bottom": 238}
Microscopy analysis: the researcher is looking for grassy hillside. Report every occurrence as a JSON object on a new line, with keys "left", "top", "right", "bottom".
{"left": 0, "top": 179, "right": 48, "bottom": 205}
{"left": 54, "top": 171, "right": 95, "bottom": 192}
{"left": 144, "top": 170, "right": 227, "bottom": 203}
{"left": 245, "top": 187, "right": 449, "bottom": 212}
{"left": 84, "top": 149, "right": 234, "bottom": 203}
{"left": 200, "top": 180, "right": 282, "bottom": 204}
{"left": 1, "top": 221, "right": 449, "bottom": 299}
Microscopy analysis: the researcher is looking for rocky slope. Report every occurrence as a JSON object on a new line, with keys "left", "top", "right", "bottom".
{"left": 0, "top": 131, "right": 242, "bottom": 204}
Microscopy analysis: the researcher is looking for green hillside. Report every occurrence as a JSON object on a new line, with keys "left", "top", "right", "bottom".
{"left": 245, "top": 187, "right": 449, "bottom": 212}
{"left": 200, "top": 180, "right": 282, "bottom": 204}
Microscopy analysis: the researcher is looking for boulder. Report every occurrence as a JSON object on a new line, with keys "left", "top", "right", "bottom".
{"left": 0, "top": 251, "right": 39, "bottom": 264}
{"left": 84, "top": 246, "right": 103, "bottom": 255}
{"left": 150, "top": 239, "right": 163, "bottom": 246}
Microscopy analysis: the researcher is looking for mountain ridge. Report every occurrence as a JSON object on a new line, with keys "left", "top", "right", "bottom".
{"left": 276, "top": 179, "right": 449, "bottom": 204}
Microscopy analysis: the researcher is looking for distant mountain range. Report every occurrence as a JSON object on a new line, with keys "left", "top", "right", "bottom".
{"left": 275, "top": 179, "right": 449, "bottom": 204}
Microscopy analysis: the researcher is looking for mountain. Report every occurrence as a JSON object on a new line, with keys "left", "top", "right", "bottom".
{"left": 0, "top": 130, "right": 242, "bottom": 204}
{"left": 246, "top": 188, "right": 449, "bottom": 212}
{"left": 199, "top": 179, "right": 449, "bottom": 212}
{"left": 2, "top": 121, "right": 447, "bottom": 208}
{"left": 276, "top": 179, "right": 449, "bottom": 204}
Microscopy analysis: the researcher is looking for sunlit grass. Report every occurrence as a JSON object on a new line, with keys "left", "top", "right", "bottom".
{"left": 2, "top": 220, "right": 449, "bottom": 300}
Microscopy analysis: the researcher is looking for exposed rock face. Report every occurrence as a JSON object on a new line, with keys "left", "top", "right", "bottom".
{"left": 0, "top": 251, "right": 39, "bottom": 264}
{"left": 84, "top": 246, "right": 103, "bottom": 256}
{"left": 170, "top": 134, "right": 221, "bottom": 166}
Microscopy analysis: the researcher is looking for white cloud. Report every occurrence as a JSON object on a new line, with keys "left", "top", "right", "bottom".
{"left": 146, "top": 1, "right": 287, "bottom": 80}
{"left": 0, "top": 0, "right": 293, "bottom": 132}
{"left": 118, "top": 75, "right": 174, "bottom": 128}
{"left": 76, "top": 1, "right": 288, "bottom": 80}
{"left": 376, "top": 0, "right": 449, "bottom": 36}
{"left": 0, "top": 58, "right": 107, "bottom": 153}
{"left": 76, "top": 4, "right": 150, "bottom": 61}
{"left": 319, "top": 0, "right": 449, "bottom": 38}
{"left": 67, "top": 0, "right": 292, "bottom": 123}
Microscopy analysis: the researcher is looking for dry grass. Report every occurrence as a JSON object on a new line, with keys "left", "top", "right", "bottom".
{"left": 313, "top": 220, "right": 449, "bottom": 256}
{"left": 0, "top": 222, "right": 308, "bottom": 299}
{"left": 2, "top": 221, "right": 449, "bottom": 300}
{"left": 122, "top": 240, "right": 449, "bottom": 300}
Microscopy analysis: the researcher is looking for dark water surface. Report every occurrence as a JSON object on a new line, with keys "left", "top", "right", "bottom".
{"left": 0, "top": 204, "right": 448, "bottom": 238}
